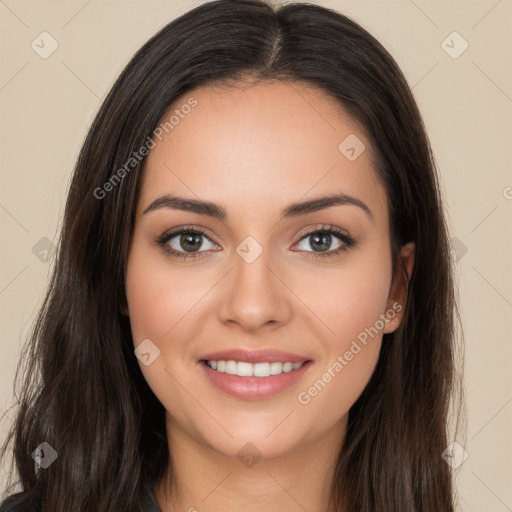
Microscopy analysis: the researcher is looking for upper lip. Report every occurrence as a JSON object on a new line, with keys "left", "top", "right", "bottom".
{"left": 199, "top": 348, "right": 312, "bottom": 364}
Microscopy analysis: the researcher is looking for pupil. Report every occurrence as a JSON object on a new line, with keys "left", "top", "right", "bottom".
{"left": 181, "top": 233, "right": 201, "bottom": 252}
{"left": 311, "top": 232, "right": 331, "bottom": 252}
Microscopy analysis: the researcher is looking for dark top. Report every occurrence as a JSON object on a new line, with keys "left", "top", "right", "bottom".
{"left": 144, "top": 487, "right": 162, "bottom": 512}
{"left": 141, "top": 486, "right": 163, "bottom": 512}
{"left": 0, "top": 486, "right": 162, "bottom": 512}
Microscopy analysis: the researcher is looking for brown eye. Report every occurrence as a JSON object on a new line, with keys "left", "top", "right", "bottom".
{"left": 293, "top": 225, "right": 355, "bottom": 259}
{"left": 156, "top": 228, "right": 219, "bottom": 260}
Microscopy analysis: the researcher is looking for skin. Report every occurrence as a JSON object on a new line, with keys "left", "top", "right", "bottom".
{"left": 125, "top": 80, "right": 415, "bottom": 512}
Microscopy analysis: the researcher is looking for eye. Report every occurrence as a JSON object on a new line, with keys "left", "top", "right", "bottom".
{"left": 155, "top": 224, "right": 356, "bottom": 261}
{"left": 293, "top": 224, "right": 355, "bottom": 259}
{"left": 156, "top": 227, "right": 219, "bottom": 260}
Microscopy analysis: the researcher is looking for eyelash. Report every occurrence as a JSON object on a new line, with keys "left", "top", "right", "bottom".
{"left": 155, "top": 224, "right": 356, "bottom": 261}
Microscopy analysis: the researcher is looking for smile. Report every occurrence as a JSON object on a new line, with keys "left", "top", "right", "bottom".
{"left": 200, "top": 359, "right": 313, "bottom": 400}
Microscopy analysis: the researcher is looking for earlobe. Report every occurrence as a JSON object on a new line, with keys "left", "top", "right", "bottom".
{"left": 384, "top": 242, "right": 415, "bottom": 334}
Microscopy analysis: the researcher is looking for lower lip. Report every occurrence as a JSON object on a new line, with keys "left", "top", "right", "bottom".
{"left": 199, "top": 360, "right": 313, "bottom": 400}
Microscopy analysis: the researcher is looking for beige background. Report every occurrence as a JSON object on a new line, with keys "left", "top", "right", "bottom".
{"left": 1, "top": 0, "right": 511, "bottom": 510}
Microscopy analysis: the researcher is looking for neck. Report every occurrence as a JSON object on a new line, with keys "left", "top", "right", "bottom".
{"left": 154, "top": 413, "right": 347, "bottom": 512}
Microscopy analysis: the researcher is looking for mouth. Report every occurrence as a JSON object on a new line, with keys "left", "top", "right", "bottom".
{"left": 197, "top": 348, "right": 313, "bottom": 400}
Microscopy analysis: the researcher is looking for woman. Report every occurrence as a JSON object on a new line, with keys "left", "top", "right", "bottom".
{"left": 0, "top": 0, "right": 464, "bottom": 510}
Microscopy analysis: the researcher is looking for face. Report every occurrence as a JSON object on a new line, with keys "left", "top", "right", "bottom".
{"left": 125, "top": 80, "right": 412, "bottom": 461}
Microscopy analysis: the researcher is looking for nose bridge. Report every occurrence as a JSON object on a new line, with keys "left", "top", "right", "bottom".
{"left": 218, "top": 238, "right": 291, "bottom": 331}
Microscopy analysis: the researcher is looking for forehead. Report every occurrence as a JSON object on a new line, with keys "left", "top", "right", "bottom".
{"left": 138, "top": 80, "right": 388, "bottom": 225}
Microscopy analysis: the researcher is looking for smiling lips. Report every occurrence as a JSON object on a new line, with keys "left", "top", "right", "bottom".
{"left": 198, "top": 348, "right": 313, "bottom": 399}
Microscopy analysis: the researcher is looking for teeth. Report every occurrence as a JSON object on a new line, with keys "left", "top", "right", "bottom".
{"left": 225, "top": 360, "right": 237, "bottom": 375}
{"left": 205, "top": 359, "right": 305, "bottom": 377}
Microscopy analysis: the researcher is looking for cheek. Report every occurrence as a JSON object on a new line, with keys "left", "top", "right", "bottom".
{"left": 125, "top": 243, "right": 206, "bottom": 418}
{"left": 124, "top": 241, "right": 200, "bottom": 381}
{"left": 294, "top": 246, "right": 392, "bottom": 417}
{"left": 125, "top": 242, "right": 203, "bottom": 343}
{"left": 297, "top": 244, "right": 392, "bottom": 347}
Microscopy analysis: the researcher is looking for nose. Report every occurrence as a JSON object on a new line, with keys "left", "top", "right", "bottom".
{"left": 217, "top": 248, "right": 293, "bottom": 333}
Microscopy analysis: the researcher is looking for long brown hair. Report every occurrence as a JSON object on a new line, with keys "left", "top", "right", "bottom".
{"left": 1, "top": 1, "right": 465, "bottom": 510}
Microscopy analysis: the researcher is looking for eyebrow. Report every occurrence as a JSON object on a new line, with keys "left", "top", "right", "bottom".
{"left": 142, "top": 192, "right": 373, "bottom": 220}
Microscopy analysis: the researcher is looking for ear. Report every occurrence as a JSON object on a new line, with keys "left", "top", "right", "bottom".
{"left": 383, "top": 241, "right": 415, "bottom": 334}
